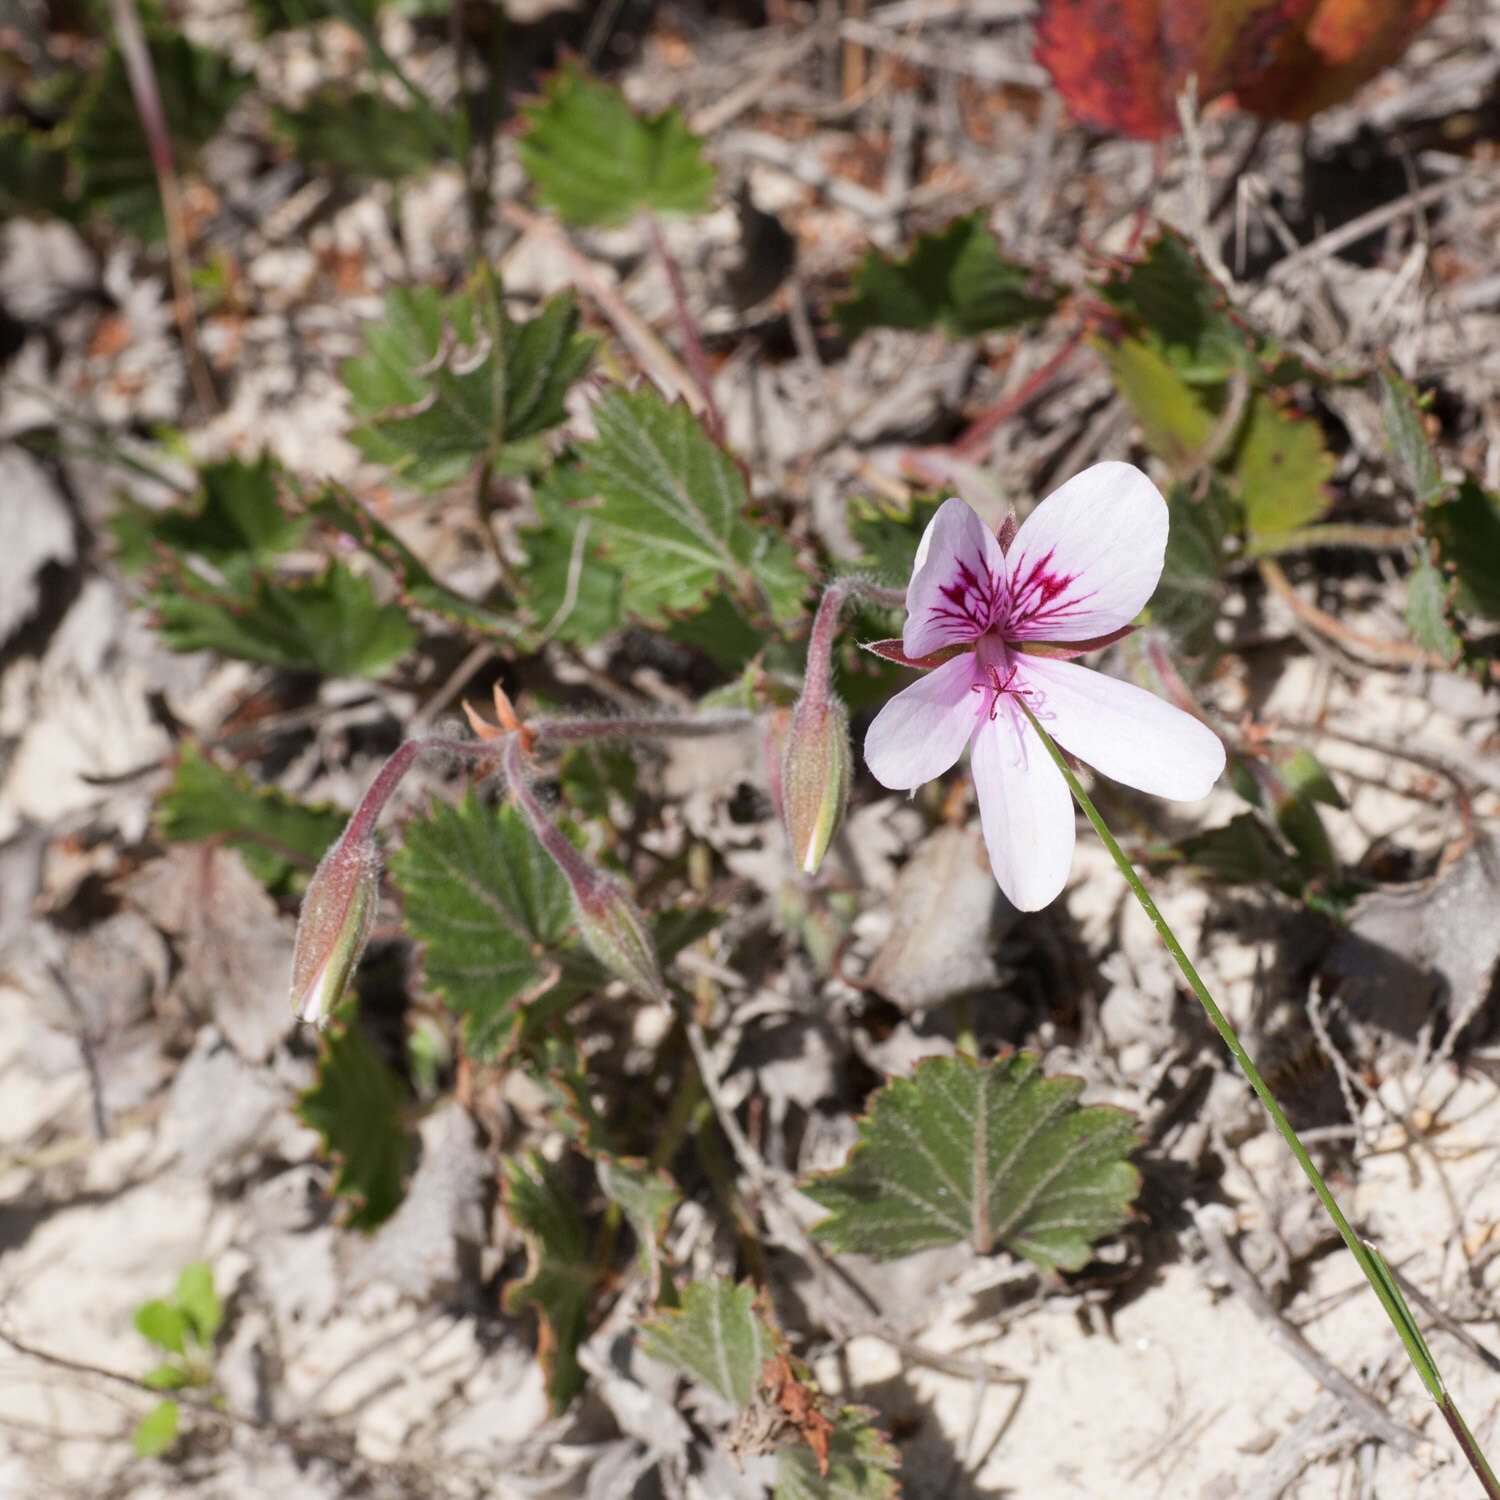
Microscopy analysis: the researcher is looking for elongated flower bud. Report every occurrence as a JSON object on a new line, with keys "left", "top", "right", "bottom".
{"left": 502, "top": 733, "right": 669, "bottom": 1004}
{"left": 573, "top": 873, "right": 670, "bottom": 1006}
{"left": 289, "top": 832, "right": 381, "bottom": 1027}
{"left": 781, "top": 690, "right": 852, "bottom": 875}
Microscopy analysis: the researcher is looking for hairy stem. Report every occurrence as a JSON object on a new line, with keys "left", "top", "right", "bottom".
{"left": 105, "top": 0, "right": 218, "bottom": 416}
{"left": 646, "top": 213, "right": 726, "bottom": 447}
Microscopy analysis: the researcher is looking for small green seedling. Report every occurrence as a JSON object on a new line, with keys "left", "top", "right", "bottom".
{"left": 131, "top": 1260, "right": 222, "bottom": 1458}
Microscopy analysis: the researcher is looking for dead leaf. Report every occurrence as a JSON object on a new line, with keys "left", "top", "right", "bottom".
{"left": 1233, "top": 0, "right": 1448, "bottom": 119}
{"left": 1034, "top": 0, "right": 1312, "bottom": 139}
{"left": 124, "top": 844, "right": 295, "bottom": 1061}
{"left": 866, "top": 824, "right": 1015, "bottom": 1012}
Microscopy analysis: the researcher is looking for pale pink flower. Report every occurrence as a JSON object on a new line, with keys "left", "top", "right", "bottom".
{"left": 864, "top": 462, "right": 1226, "bottom": 911}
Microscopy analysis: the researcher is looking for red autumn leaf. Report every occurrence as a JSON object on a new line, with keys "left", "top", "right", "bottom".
{"left": 1034, "top": 0, "right": 1313, "bottom": 139}
{"left": 1232, "top": 0, "right": 1448, "bottom": 120}
{"left": 1035, "top": 0, "right": 1444, "bottom": 137}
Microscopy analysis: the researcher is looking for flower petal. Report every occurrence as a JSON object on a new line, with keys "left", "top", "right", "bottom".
{"left": 902, "top": 498, "right": 1008, "bottom": 658}
{"left": 1016, "top": 654, "right": 1225, "bottom": 800}
{"left": 1004, "top": 462, "right": 1169, "bottom": 640}
{"left": 970, "top": 700, "right": 1076, "bottom": 911}
{"left": 864, "top": 651, "right": 985, "bottom": 790}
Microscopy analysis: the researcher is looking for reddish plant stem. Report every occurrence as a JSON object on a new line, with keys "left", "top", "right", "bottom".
{"left": 105, "top": 0, "right": 218, "bottom": 416}
{"left": 647, "top": 212, "right": 727, "bottom": 447}
{"left": 953, "top": 328, "right": 1086, "bottom": 460}
{"left": 532, "top": 712, "right": 753, "bottom": 746}
{"left": 501, "top": 733, "right": 605, "bottom": 898}
{"left": 799, "top": 576, "right": 907, "bottom": 715}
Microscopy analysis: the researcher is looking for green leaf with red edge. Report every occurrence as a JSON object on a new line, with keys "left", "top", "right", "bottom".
{"left": 310, "top": 484, "right": 522, "bottom": 641}
{"left": 149, "top": 562, "right": 418, "bottom": 677}
{"left": 155, "top": 741, "right": 348, "bottom": 896}
{"left": 835, "top": 213, "right": 1061, "bottom": 340}
{"left": 518, "top": 61, "right": 716, "bottom": 227}
{"left": 298, "top": 1022, "right": 410, "bottom": 1231}
{"left": 1232, "top": 0, "right": 1448, "bottom": 121}
{"left": 804, "top": 1053, "right": 1140, "bottom": 1272}
{"left": 502, "top": 1151, "right": 594, "bottom": 1413}
{"left": 1034, "top": 0, "right": 1310, "bottom": 139}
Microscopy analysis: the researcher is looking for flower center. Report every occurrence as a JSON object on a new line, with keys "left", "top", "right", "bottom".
{"left": 971, "top": 636, "right": 1035, "bottom": 722}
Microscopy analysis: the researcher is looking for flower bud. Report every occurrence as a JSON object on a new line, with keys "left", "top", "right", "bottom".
{"left": 781, "top": 690, "right": 852, "bottom": 875}
{"left": 501, "top": 729, "right": 669, "bottom": 1005}
{"left": 289, "top": 833, "right": 381, "bottom": 1027}
{"left": 573, "top": 872, "right": 670, "bottom": 1006}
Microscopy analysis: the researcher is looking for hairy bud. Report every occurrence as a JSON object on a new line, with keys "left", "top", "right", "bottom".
{"left": 781, "top": 691, "right": 852, "bottom": 875}
{"left": 289, "top": 833, "right": 381, "bottom": 1027}
{"left": 502, "top": 732, "right": 669, "bottom": 1004}
{"left": 574, "top": 872, "right": 670, "bottom": 1006}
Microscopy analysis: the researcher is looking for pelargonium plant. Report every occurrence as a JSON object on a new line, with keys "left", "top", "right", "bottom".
{"left": 288, "top": 458, "right": 1495, "bottom": 1496}
{"left": 862, "top": 462, "right": 1226, "bottom": 909}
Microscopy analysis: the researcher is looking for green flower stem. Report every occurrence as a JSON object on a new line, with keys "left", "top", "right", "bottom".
{"left": 1020, "top": 702, "right": 1500, "bottom": 1497}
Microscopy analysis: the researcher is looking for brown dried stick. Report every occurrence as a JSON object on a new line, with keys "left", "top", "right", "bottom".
{"left": 1257, "top": 557, "right": 1445, "bottom": 669}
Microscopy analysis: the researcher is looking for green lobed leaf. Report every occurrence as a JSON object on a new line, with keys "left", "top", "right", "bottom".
{"left": 1095, "top": 336, "right": 1215, "bottom": 469}
{"left": 835, "top": 213, "right": 1060, "bottom": 340}
{"left": 805, "top": 1053, "right": 1140, "bottom": 1272}
{"left": 514, "top": 465, "right": 626, "bottom": 646}
{"left": 72, "top": 35, "right": 250, "bottom": 241}
{"left": 775, "top": 1409, "right": 901, "bottom": 1500}
{"left": 310, "top": 484, "right": 521, "bottom": 640}
{"left": 1098, "top": 228, "right": 1249, "bottom": 381}
{"left": 1427, "top": 480, "right": 1500, "bottom": 621}
{"left": 133, "top": 1399, "right": 181, "bottom": 1458}
{"left": 298, "top": 1022, "right": 410, "bottom": 1231}
{"left": 577, "top": 385, "right": 808, "bottom": 626}
{"left": 174, "top": 1262, "right": 222, "bottom": 1349}
{"left": 502, "top": 1151, "right": 594, "bottom": 1413}
{"left": 148, "top": 457, "right": 304, "bottom": 579}
{"left": 343, "top": 273, "right": 594, "bottom": 491}
{"left": 1150, "top": 478, "right": 1235, "bottom": 669}
{"left": 640, "top": 1278, "right": 776, "bottom": 1406}
{"left": 134, "top": 1300, "right": 186, "bottom": 1355}
{"left": 389, "top": 791, "right": 599, "bottom": 1059}
{"left": 273, "top": 90, "right": 439, "bottom": 182}
{"left": 1233, "top": 393, "right": 1334, "bottom": 538}
{"left": 151, "top": 562, "right": 417, "bottom": 677}
{"left": 1166, "top": 811, "right": 1295, "bottom": 887}
{"left": 155, "top": 742, "right": 348, "bottom": 895}
{"left": 517, "top": 62, "right": 716, "bottom": 227}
